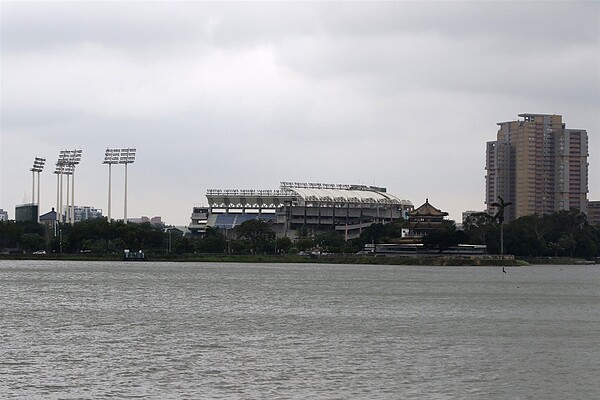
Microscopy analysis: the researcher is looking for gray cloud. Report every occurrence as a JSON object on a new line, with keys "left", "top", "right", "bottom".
{"left": 1, "top": 1, "right": 598, "bottom": 225}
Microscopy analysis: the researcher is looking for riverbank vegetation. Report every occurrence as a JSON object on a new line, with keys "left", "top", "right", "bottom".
{"left": 1, "top": 210, "right": 598, "bottom": 261}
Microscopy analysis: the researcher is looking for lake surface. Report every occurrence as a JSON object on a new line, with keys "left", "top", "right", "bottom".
{"left": 0, "top": 261, "right": 598, "bottom": 399}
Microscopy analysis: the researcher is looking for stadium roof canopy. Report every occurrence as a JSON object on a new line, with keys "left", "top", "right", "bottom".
{"left": 205, "top": 182, "right": 413, "bottom": 208}
{"left": 281, "top": 182, "right": 412, "bottom": 205}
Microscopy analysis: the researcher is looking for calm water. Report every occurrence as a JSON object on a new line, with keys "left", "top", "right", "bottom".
{"left": 0, "top": 261, "right": 598, "bottom": 399}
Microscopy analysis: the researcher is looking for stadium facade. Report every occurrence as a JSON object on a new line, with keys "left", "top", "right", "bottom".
{"left": 189, "top": 182, "right": 414, "bottom": 239}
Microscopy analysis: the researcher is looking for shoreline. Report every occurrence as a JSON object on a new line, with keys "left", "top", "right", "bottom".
{"left": 2, "top": 251, "right": 598, "bottom": 266}
{"left": 3, "top": 254, "right": 594, "bottom": 266}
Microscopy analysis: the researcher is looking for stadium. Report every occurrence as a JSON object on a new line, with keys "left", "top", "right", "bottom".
{"left": 189, "top": 182, "right": 414, "bottom": 239}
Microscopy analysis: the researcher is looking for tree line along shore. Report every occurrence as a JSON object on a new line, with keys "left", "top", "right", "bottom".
{"left": 1, "top": 209, "right": 598, "bottom": 265}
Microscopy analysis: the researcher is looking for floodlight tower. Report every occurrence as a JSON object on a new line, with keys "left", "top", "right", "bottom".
{"left": 54, "top": 149, "right": 81, "bottom": 224}
{"left": 54, "top": 150, "right": 69, "bottom": 223}
{"left": 103, "top": 148, "right": 121, "bottom": 222}
{"left": 65, "top": 161, "right": 71, "bottom": 223}
{"left": 66, "top": 149, "right": 82, "bottom": 225}
{"left": 119, "top": 148, "right": 136, "bottom": 224}
{"left": 30, "top": 157, "right": 46, "bottom": 222}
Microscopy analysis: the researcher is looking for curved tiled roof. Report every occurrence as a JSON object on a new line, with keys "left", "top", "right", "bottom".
{"left": 409, "top": 199, "right": 448, "bottom": 216}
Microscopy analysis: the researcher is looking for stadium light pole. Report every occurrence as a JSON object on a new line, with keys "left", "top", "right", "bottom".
{"left": 67, "top": 150, "right": 82, "bottom": 225}
{"left": 53, "top": 162, "right": 64, "bottom": 239}
{"left": 54, "top": 166, "right": 61, "bottom": 222}
{"left": 103, "top": 148, "right": 120, "bottom": 222}
{"left": 30, "top": 157, "right": 46, "bottom": 222}
{"left": 119, "top": 148, "right": 136, "bottom": 224}
{"left": 54, "top": 150, "right": 69, "bottom": 223}
{"left": 54, "top": 149, "right": 81, "bottom": 225}
{"left": 65, "top": 163, "right": 71, "bottom": 223}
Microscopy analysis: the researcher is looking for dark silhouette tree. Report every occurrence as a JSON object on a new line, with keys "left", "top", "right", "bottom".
{"left": 422, "top": 221, "right": 467, "bottom": 253}
{"left": 275, "top": 236, "right": 293, "bottom": 254}
{"left": 235, "top": 219, "right": 276, "bottom": 254}
{"left": 463, "top": 212, "right": 495, "bottom": 244}
{"left": 490, "top": 196, "right": 512, "bottom": 255}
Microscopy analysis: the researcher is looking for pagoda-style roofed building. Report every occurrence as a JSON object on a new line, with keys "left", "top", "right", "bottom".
{"left": 405, "top": 199, "right": 448, "bottom": 239}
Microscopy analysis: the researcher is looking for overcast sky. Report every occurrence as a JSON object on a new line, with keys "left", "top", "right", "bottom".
{"left": 1, "top": 1, "right": 598, "bottom": 226}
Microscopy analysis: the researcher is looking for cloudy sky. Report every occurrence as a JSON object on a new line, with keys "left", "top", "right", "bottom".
{"left": 1, "top": 1, "right": 598, "bottom": 226}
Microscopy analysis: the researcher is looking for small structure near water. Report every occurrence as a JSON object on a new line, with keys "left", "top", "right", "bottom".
{"left": 123, "top": 249, "right": 146, "bottom": 261}
{"left": 363, "top": 243, "right": 488, "bottom": 256}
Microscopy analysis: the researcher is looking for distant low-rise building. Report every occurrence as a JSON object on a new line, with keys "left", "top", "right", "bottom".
{"left": 72, "top": 206, "right": 103, "bottom": 222}
{"left": 128, "top": 216, "right": 164, "bottom": 227}
{"left": 150, "top": 216, "right": 163, "bottom": 226}
{"left": 15, "top": 203, "right": 38, "bottom": 222}
{"left": 587, "top": 201, "right": 600, "bottom": 227}
{"left": 57, "top": 205, "right": 103, "bottom": 223}
{"left": 40, "top": 208, "right": 58, "bottom": 235}
{"left": 0, "top": 209, "right": 8, "bottom": 221}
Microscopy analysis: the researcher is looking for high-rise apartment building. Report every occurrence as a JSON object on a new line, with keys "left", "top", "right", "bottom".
{"left": 485, "top": 114, "right": 588, "bottom": 222}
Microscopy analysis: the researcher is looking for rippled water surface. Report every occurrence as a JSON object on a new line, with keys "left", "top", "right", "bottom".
{"left": 0, "top": 261, "right": 598, "bottom": 399}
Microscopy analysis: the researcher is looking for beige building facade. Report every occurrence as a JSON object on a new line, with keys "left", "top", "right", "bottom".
{"left": 486, "top": 114, "right": 588, "bottom": 222}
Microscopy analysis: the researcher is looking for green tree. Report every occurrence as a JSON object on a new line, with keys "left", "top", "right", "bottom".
{"left": 547, "top": 241, "right": 563, "bottom": 257}
{"left": 276, "top": 236, "right": 293, "bottom": 254}
{"left": 0, "top": 221, "right": 23, "bottom": 248}
{"left": 573, "top": 225, "right": 599, "bottom": 258}
{"left": 235, "top": 219, "right": 276, "bottom": 254}
{"left": 229, "top": 239, "right": 250, "bottom": 254}
{"left": 558, "top": 234, "right": 576, "bottom": 257}
{"left": 497, "top": 210, "right": 599, "bottom": 258}
{"left": 314, "top": 231, "right": 346, "bottom": 253}
{"left": 352, "top": 220, "right": 406, "bottom": 251}
{"left": 292, "top": 226, "right": 313, "bottom": 252}
{"left": 171, "top": 236, "right": 194, "bottom": 254}
{"left": 81, "top": 238, "right": 108, "bottom": 254}
{"left": 195, "top": 227, "right": 226, "bottom": 253}
{"left": 295, "top": 236, "right": 315, "bottom": 252}
{"left": 422, "top": 221, "right": 467, "bottom": 253}
{"left": 504, "top": 216, "right": 546, "bottom": 257}
{"left": 20, "top": 233, "right": 44, "bottom": 253}
{"left": 0, "top": 220, "right": 44, "bottom": 252}
{"left": 60, "top": 219, "right": 166, "bottom": 254}
{"left": 463, "top": 212, "right": 495, "bottom": 244}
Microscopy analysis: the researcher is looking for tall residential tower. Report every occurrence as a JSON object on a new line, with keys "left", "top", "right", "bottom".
{"left": 485, "top": 113, "right": 588, "bottom": 222}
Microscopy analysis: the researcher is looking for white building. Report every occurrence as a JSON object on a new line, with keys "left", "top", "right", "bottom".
{"left": 63, "top": 206, "right": 103, "bottom": 222}
{"left": 190, "top": 181, "right": 413, "bottom": 239}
